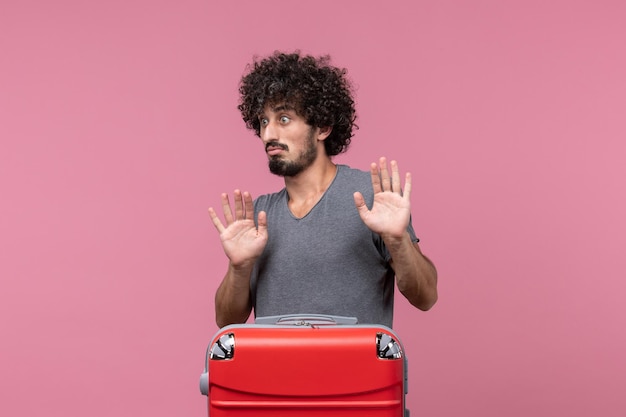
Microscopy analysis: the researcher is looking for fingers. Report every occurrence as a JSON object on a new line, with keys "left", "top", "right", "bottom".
{"left": 233, "top": 190, "right": 244, "bottom": 221}
{"left": 220, "top": 192, "right": 234, "bottom": 225}
{"left": 209, "top": 190, "right": 255, "bottom": 233}
{"left": 369, "top": 162, "right": 382, "bottom": 193}
{"left": 390, "top": 160, "right": 402, "bottom": 194}
{"left": 379, "top": 157, "right": 392, "bottom": 192}
{"left": 403, "top": 172, "right": 412, "bottom": 200}
{"left": 371, "top": 157, "right": 407, "bottom": 195}
{"left": 243, "top": 191, "right": 254, "bottom": 220}
{"left": 208, "top": 207, "right": 225, "bottom": 233}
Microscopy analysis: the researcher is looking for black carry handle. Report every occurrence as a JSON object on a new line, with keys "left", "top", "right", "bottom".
{"left": 255, "top": 314, "right": 358, "bottom": 326}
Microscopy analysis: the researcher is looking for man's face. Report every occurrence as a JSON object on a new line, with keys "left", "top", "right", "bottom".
{"left": 258, "top": 104, "right": 321, "bottom": 177}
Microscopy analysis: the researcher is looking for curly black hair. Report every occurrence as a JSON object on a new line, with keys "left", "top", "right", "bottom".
{"left": 238, "top": 51, "right": 358, "bottom": 156}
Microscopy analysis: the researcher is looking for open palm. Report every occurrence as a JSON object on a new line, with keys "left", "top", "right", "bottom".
{"left": 208, "top": 190, "right": 267, "bottom": 267}
{"left": 354, "top": 158, "right": 412, "bottom": 240}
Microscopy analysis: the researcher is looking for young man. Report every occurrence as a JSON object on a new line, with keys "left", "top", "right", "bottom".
{"left": 209, "top": 52, "right": 437, "bottom": 328}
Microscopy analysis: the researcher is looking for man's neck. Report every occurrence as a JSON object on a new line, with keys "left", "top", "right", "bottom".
{"left": 283, "top": 157, "right": 337, "bottom": 218}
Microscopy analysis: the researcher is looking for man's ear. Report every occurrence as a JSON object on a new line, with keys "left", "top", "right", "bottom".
{"left": 317, "top": 126, "right": 332, "bottom": 141}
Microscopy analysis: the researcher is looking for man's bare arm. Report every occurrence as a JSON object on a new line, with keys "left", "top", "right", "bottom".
{"left": 387, "top": 237, "right": 438, "bottom": 310}
{"left": 214, "top": 263, "right": 254, "bottom": 327}
{"left": 209, "top": 191, "right": 267, "bottom": 327}
{"left": 354, "top": 157, "right": 438, "bottom": 311}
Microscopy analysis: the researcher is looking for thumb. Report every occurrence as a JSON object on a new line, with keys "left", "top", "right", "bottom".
{"left": 353, "top": 192, "right": 369, "bottom": 218}
{"left": 257, "top": 211, "right": 268, "bottom": 233}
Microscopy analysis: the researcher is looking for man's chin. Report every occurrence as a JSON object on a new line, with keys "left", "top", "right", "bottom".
{"left": 269, "top": 160, "right": 302, "bottom": 177}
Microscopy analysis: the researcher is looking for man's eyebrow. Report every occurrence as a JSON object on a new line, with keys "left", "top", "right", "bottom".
{"left": 257, "top": 103, "right": 296, "bottom": 119}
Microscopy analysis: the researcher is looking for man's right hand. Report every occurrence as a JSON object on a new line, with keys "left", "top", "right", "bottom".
{"left": 208, "top": 190, "right": 268, "bottom": 268}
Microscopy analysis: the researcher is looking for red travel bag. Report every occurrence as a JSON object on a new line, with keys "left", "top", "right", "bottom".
{"left": 199, "top": 315, "right": 409, "bottom": 416}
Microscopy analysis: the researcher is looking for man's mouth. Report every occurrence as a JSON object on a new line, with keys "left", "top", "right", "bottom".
{"left": 266, "top": 142, "right": 288, "bottom": 156}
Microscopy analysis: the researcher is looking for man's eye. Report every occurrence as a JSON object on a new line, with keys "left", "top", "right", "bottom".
{"left": 260, "top": 118, "right": 269, "bottom": 126}
{"left": 280, "top": 116, "right": 290, "bottom": 123}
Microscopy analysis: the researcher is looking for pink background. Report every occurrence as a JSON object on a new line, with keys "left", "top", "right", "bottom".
{"left": 1, "top": 1, "right": 625, "bottom": 416}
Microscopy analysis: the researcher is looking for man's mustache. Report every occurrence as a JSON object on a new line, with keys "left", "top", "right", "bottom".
{"left": 265, "top": 141, "right": 288, "bottom": 152}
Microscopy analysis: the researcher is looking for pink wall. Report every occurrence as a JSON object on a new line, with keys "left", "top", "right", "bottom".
{"left": 1, "top": 1, "right": 625, "bottom": 416}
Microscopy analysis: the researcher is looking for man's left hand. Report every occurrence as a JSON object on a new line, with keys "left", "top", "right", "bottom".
{"left": 354, "top": 157, "right": 412, "bottom": 242}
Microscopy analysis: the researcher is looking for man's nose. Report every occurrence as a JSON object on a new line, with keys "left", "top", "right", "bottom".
{"left": 260, "top": 121, "right": 278, "bottom": 143}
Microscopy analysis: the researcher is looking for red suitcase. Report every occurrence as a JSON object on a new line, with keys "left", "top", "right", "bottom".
{"left": 200, "top": 315, "right": 409, "bottom": 416}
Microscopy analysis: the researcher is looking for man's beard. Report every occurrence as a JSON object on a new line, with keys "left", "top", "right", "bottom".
{"left": 268, "top": 128, "right": 318, "bottom": 177}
